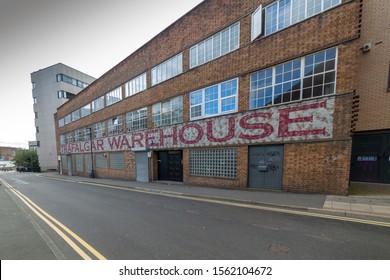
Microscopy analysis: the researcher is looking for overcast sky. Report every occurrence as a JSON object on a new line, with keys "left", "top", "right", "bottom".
{"left": 0, "top": 0, "right": 203, "bottom": 148}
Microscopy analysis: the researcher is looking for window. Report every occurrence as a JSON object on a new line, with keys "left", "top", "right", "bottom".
{"left": 265, "top": 0, "right": 341, "bottom": 36}
{"left": 74, "top": 129, "right": 82, "bottom": 143}
{"left": 93, "top": 122, "right": 106, "bottom": 138}
{"left": 83, "top": 127, "right": 92, "bottom": 141}
{"left": 108, "top": 116, "right": 123, "bottom": 136}
{"left": 190, "top": 22, "right": 240, "bottom": 68}
{"left": 65, "top": 114, "right": 71, "bottom": 125}
{"left": 59, "top": 118, "right": 65, "bottom": 128}
{"left": 126, "top": 108, "right": 148, "bottom": 132}
{"left": 151, "top": 53, "right": 183, "bottom": 86}
{"left": 58, "top": 90, "right": 75, "bottom": 100}
{"left": 60, "top": 135, "right": 66, "bottom": 145}
{"left": 106, "top": 87, "right": 122, "bottom": 106}
{"left": 33, "top": 97, "right": 37, "bottom": 104}
{"left": 56, "top": 73, "right": 89, "bottom": 89}
{"left": 152, "top": 96, "right": 183, "bottom": 127}
{"left": 190, "top": 78, "right": 238, "bottom": 120}
{"left": 65, "top": 133, "right": 72, "bottom": 144}
{"left": 125, "top": 73, "right": 147, "bottom": 97}
{"left": 36, "top": 127, "right": 39, "bottom": 134}
{"left": 96, "top": 154, "right": 107, "bottom": 169}
{"left": 190, "top": 149, "right": 237, "bottom": 178}
{"left": 92, "top": 96, "right": 105, "bottom": 112}
{"left": 35, "top": 112, "right": 38, "bottom": 119}
{"left": 72, "top": 109, "right": 80, "bottom": 122}
{"left": 32, "top": 82, "right": 36, "bottom": 90}
{"left": 252, "top": 5, "right": 263, "bottom": 41}
{"left": 81, "top": 104, "right": 91, "bottom": 117}
{"left": 250, "top": 48, "right": 337, "bottom": 109}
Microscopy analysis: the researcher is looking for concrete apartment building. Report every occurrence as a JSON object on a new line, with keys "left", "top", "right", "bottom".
{"left": 55, "top": 0, "right": 389, "bottom": 194}
{"left": 31, "top": 63, "right": 95, "bottom": 171}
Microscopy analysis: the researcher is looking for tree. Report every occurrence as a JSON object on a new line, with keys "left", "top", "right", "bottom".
{"left": 12, "top": 150, "right": 40, "bottom": 172}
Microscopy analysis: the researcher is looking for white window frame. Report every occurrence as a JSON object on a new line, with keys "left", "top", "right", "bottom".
{"left": 190, "top": 78, "right": 239, "bottom": 121}
{"left": 152, "top": 96, "right": 183, "bottom": 127}
{"left": 125, "top": 72, "right": 147, "bottom": 97}
{"left": 151, "top": 53, "right": 183, "bottom": 86}
{"left": 251, "top": 5, "right": 263, "bottom": 41}
{"left": 106, "top": 87, "right": 122, "bottom": 107}
{"left": 92, "top": 96, "right": 105, "bottom": 112}
{"left": 190, "top": 22, "right": 240, "bottom": 69}
{"left": 264, "top": 0, "right": 341, "bottom": 36}
{"left": 126, "top": 108, "right": 148, "bottom": 132}
{"left": 107, "top": 116, "right": 123, "bottom": 136}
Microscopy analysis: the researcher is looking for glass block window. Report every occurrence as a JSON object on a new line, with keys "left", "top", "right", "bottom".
{"left": 152, "top": 96, "right": 183, "bottom": 127}
{"left": 265, "top": 0, "right": 341, "bottom": 36}
{"left": 190, "top": 22, "right": 240, "bottom": 68}
{"left": 125, "top": 73, "right": 147, "bottom": 97}
{"left": 190, "top": 149, "right": 237, "bottom": 179}
{"left": 93, "top": 122, "right": 106, "bottom": 138}
{"left": 190, "top": 78, "right": 238, "bottom": 120}
{"left": 109, "top": 153, "right": 125, "bottom": 170}
{"left": 81, "top": 104, "right": 91, "bottom": 118}
{"left": 106, "top": 87, "right": 122, "bottom": 106}
{"left": 151, "top": 53, "right": 183, "bottom": 86}
{"left": 126, "top": 108, "right": 148, "bottom": 132}
{"left": 250, "top": 47, "right": 337, "bottom": 109}
{"left": 107, "top": 116, "right": 123, "bottom": 136}
{"left": 92, "top": 96, "right": 105, "bottom": 112}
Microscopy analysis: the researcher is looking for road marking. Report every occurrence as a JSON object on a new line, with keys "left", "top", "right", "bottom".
{"left": 0, "top": 178, "right": 106, "bottom": 260}
{"left": 57, "top": 177, "right": 390, "bottom": 228}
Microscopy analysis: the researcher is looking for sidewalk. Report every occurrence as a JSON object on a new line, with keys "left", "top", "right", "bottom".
{"left": 39, "top": 173, "right": 390, "bottom": 223}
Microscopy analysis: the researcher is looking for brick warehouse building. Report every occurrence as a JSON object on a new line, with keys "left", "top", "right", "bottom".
{"left": 55, "top": 0, "right": 375, "bottom": 194}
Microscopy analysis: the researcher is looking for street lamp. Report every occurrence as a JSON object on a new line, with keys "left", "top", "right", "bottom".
{"left": 86, "top": 127, "right": 95, "bottom": 178}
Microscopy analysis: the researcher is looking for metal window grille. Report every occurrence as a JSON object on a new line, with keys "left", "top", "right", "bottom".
{"left": 190, "top": 149, "right": 237, "bottom": 179}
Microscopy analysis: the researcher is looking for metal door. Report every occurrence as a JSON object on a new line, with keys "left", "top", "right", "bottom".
{"left": 135, "top": 152, "right": 149, "bottom": 182}
{"left": 158, "top": 151, "right": 183, "bottom": 181}
{"left": 248, "top": 146, "right": 284, "bottom": 190}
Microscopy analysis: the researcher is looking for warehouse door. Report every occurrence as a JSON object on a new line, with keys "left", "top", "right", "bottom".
{"left": 248, "top": 146, "right": 284, "bottom": 190}
{"left": 350, "top": 133, "right": 390, "bottom": 183}
{"left": 158, "top": 151, "right": 183, "bottom": 182}
{"left": 135, "top": 152, "right": 149, "bottom": 182}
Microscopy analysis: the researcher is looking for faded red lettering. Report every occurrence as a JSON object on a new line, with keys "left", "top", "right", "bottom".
{"left": 108, "top": 136, "right": 121, "bottom": 150}
{"left": 160, "top": 126, "right": 178, "bottom": 146}
{"left": 131, "top": 133, "right": 144, "bottom": 148}
{"left": 239, "top": 112, "right": 274, "bottom": 140}
{"left": 97, "top": 139, "right": 104, "bottom": 151}
{"left": 179, "top": 124, "right": 204, "bottom": 145}
{"left": 120, "top": 135, "right": 131, "bottom": 150}
{"left": 207, "top": 117, "right": 236, "bottom": 143}
{"left": 145, "top": 130, "right": 159, "bottom": 147}
{"left": 278, "top": 100, "right": 327, "bottom": 138}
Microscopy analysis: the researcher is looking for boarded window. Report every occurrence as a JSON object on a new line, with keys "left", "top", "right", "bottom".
{"left": 110, "top": 153, "right": 125, "bottom": 170}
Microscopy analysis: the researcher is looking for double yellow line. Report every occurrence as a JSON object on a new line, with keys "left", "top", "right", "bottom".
{"left": 0, "top": 178, "right": 106, "bottom": 260}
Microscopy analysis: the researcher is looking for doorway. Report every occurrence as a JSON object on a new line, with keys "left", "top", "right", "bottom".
{"left": 157, "top": 151, "right": 183, "bottom": 182}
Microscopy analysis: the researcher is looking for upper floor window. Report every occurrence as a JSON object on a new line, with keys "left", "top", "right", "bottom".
{"left": 82, "top": 127, "right": 91, "bottom": 141}
{"left": 81, "top": 104, "right": 91, "bottom": 118}
{"left": 265, "top": 0, "right": 341, "bottom": 36}
{"left": 93, "top": 122, "right": 106, "bottom": 139}
{"left": 72, "top": 109, "right": 80, "bottom": 122}
{"left": 108, "top": 116, "right": 123, "bottom": 136}
{"left": 250, "top": 47, "right": 337, "bottom": 109}
{"left": 126, "top": 108, "right": 148, "bottom": 132}
{"left": 190, "top": 22, "right": 240, "bottom": 68}
{"left": 65, "top": 114, "right": 71, "bottom": 125}
{"left": 32, "top": 82, "right": 36, "bottom": 90}
{"left": 152, "top": 96, "right": 183, "bottom": 127}
{"left": 106, "top": 87, "right": 122, "bottom": 106}
{"left": 33, "top": 97, "right": 37, "bottom": 104}
{"left": 56, "top": 73, "right": 89, "bottom": 89}
{"left": 125, "top": 73, "right": 147, "bottom": 97}
{"left": 92, "top": 96, "right": 105, "bottom": 113}
{"left": 190, "top": 78, "right": 238, "bottom": 120}
{"left": 74, "top": 129, "right": 82, "bottom": 143}
{"left": 58, "top": 90, "right": 75, "bottom": 100}
{"left": 151, "top": 53, "right": 183, "bottom": 86}
{"left": 58, "top": 118, "right": 65, "bottom": 128}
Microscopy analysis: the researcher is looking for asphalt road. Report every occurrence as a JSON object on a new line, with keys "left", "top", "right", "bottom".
{"left": 1, "top": 172, "right": 390, "bottom": 260}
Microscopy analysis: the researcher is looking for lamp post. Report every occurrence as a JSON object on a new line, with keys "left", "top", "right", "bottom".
{"left": 87, "top": 127, "right": 95, "bottom": 178}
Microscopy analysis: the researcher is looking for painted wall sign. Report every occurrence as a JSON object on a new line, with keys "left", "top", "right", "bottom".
{"left": 60, "top": 97, "right": 335, "bottom": 155}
